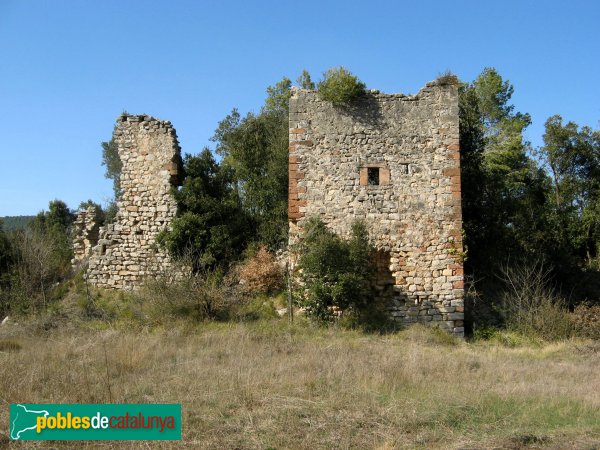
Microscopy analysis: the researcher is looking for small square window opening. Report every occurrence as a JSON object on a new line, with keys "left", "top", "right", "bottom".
{"left": 368, "top": 167, "right": 380, "bottom": 186}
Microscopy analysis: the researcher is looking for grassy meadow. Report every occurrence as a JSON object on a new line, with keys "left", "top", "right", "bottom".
{"left": 1, "top": 316, "right": 600, "bottom": 449}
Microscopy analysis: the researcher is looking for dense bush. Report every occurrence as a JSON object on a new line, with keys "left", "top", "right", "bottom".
{"left": 237, "top": 246, "right": 284, "bottom": 295}
{"left": 317, "top": 67, "right": 366, "bottom": 105}
{"left": 571, "top": 303, "right": 600, "bottom": 339}
{"left": 296, "top": 218, "right": 373, "bottom": 321}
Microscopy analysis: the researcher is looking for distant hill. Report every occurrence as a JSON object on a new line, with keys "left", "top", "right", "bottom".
{"left": 0, "top": 216, "right": 35, "bottom": 231}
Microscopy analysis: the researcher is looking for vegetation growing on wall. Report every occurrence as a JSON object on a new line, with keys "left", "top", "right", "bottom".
{"left": 316, "top": 66, "right": 366, "bottom": 105}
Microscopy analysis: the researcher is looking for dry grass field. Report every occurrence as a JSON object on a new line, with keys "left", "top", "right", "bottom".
{"left": 1, "top": 318, "right": 600, "bottom": 449}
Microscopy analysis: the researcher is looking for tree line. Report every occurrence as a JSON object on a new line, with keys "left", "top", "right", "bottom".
{"left": 460, "top": 68, "right": 600, "bottom": 309}
{"left": 156, "top": 68, "right": 600, "bottom": 301}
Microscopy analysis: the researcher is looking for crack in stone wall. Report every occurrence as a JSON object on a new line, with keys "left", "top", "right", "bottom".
{"left": 86, "top": 114, "right": 183, "bottom": 289}
{"left": 289, "top": 80, "right": 465, "bottom": 336}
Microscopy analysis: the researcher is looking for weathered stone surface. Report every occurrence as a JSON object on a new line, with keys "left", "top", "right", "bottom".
{"left": 288, "top": 79, "right": 465, "bottom": 335}
{"left": 71, "top": 206, "right": 100, "bottom": 267}
{"left": 86, "top": 114, "right": 183, "bottom": 290}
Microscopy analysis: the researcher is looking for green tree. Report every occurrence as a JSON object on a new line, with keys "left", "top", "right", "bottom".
{"left": 459, "top": 68, "right": 549, "bottom": 276}
{"left": 212, "top": 77, "right": 293, "bottom": 250}
{"left": 161, "top": 75, "right": 306, "bottom": 268}
{"left": 78, "top": 199, "right": 106, "bottom": 226}
{"left": 540, "top": 115, "right": 600, "bottom": 267}
{"left": 264, "top": 77, "right": 292, "bottom": 115}
{"left": 157, "top": 148, "right": 250, "bottom": 272}
{"left": 297, "top": 69, "right": 315, "bottom": 90}
{"left": 0, "top": 200, "right": 76, "bottom": 312}
{"left": 0, "top": 221, "right": 11, "bottom": 274}
{"left": 28, "top": 199, "right": 75, "bottom": 278}
{"left": 101, "top": 134, "right": 122, "bottom": 198}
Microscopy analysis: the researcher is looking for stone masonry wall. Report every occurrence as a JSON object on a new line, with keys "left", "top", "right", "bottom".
{"left": 71, "top": 205, "right": 100, "bottom": 267}
{"left": 289, "top": 80, "right": 465, "bottom": 336}
{"left": 87, "top": 114, "right": 183, "bottom": 289}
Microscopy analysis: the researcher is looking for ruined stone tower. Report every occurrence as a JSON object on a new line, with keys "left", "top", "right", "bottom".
{"left": 288, "top": 79, "right": 465, "bottom": 335}
{"left": 85, "top": 114, "right": 183, "bottom": 289}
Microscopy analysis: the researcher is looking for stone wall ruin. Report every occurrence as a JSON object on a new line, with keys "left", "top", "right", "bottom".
{"left": 288, "top": 80, "right": 465, "bottom": 335}
{"left": 83, "top": 114, "right": 183, "bottom": 289}
{"left": 71, "top": 205, "right": 101, "bottom": 267}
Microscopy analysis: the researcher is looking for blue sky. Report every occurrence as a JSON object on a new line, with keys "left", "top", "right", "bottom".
{"left": 0, "top": 0, "right": 599, "bottom": 216}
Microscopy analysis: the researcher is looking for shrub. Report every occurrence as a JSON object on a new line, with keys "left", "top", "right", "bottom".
{"left": 337, "top": 302, "right": 400, "bottom": 333}
{"left": 10, "top": 228, "right": 62, "bottom": 312}
{"left": 156, "top": 149, "right": 250, "bottom": 273}
{"left": 139, "top": 269, "right": 281, "bottom": 324}
{"left": 571, "top": 303, "right": 600, "bottom": 339}
{"left": 499, "top": 261, "right": 573, "bottom": 340}
{"left": 473, "top": 326, "right": 543, "bottom": 347}
{"left": 140, "top": 271, "right": 236, "bottom": 323}
{"left": 317, "top": 67, "right": 366, "bottom": 105}
{"left": 436, "top": 70, "right": 460, "bottom": 86}
{"left": 237, "top": 246, "right": 284, "bottom": 295}
{"left": 233, "top": 294, "right": 278, "bottom": 321}
{"left": 295, "top": 218, "right": 373, "bottom": 321}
